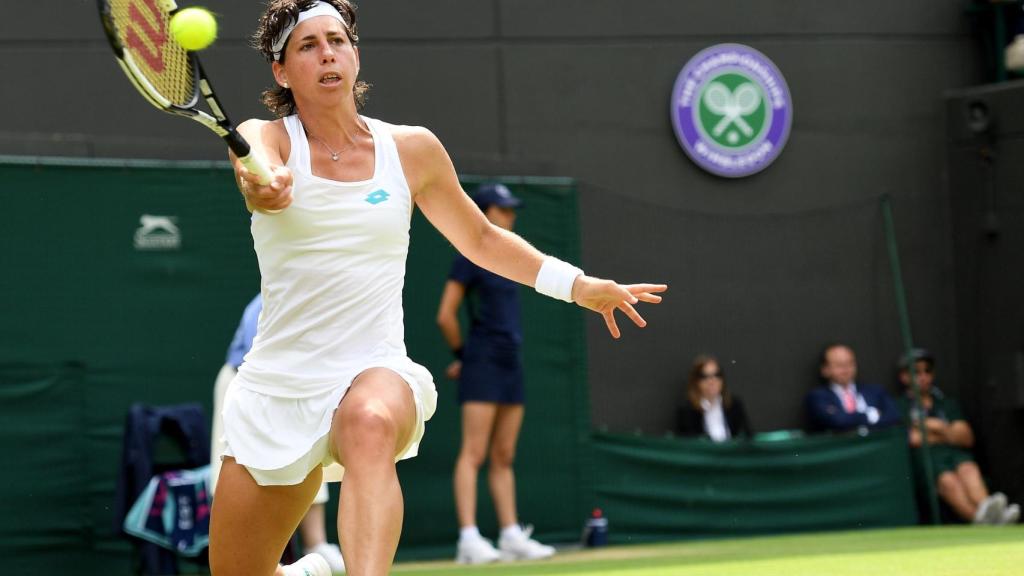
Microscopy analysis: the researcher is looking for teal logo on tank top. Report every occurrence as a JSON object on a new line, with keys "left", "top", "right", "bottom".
{"left": 365, "top": 189, "right": 390, "bottom": 205}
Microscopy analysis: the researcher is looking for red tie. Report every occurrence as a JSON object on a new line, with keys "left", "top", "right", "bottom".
{"left": 843, "top": 389, "right": 857, "bottom": 413}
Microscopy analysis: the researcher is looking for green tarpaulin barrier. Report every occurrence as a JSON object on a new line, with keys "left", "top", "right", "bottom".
{"left": 592, "top": 427, "right": 918, "bottom": 542}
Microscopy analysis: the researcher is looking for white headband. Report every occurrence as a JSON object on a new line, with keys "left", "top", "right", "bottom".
{"left": 272, "top": 1, "right": 348, "bottom": 61}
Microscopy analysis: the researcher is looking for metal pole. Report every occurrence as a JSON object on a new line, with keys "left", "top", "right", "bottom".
{"left": 881, "top": 194, "right": 941, "bottom": 524}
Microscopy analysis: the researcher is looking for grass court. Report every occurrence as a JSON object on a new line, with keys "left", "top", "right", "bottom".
{"left": 391, "top": 526, "right": 1024, "bottom": 576}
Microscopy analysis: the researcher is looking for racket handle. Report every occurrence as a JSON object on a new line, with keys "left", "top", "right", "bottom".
{"left": 238, "top": 152, "right": 274, "bottom": 185}
{"left": 226, "top": 129, "right": 283, "bottom": 214}
{"left": 238, "top": 154, "right": 283, "bottom": 214}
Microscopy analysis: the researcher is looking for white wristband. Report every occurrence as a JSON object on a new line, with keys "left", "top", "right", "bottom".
{"left": 535, "top": 257, "right": 584, "bottom": 302}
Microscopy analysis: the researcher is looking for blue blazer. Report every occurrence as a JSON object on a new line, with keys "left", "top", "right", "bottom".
{"left": 805, "top": 383, "right": 902, "bottom": 432}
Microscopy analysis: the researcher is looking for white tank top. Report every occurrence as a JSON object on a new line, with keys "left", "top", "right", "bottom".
{"left": 236, "top": 115, "right": 414, "bottom": 398}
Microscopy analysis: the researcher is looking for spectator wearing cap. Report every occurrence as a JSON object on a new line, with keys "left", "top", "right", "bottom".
{"left": 805, "top": 343, "right": 902, "bottom": 432}
{"left": 435, "top": 183, "right": 556, "bottom": 564}
{"left": 896, "top": 348, "right": 1019, "bottom": 525}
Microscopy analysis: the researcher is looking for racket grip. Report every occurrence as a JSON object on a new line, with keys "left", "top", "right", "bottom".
{"left": 238, "top": 152, "right": 283, "bottom": 214}
{"left": 238, "top": 152, "right": 273, "bottom": 185}
{"left": 227, "top": 129, "right": 283, "bottom": 214}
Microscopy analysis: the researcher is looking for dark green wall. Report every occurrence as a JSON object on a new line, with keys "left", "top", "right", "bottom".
{"left": 0, "top": 0, "right": 987, "bottom": 435}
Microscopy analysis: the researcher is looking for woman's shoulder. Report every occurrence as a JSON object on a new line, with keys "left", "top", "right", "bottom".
{"left": 237, "top": 117, "right": 290, "bottom": 147}
{"left": 381, "top": 122, "right": 451, "bottom": 183}
{"left": 377, "top": 121, "right": 441, "bottom": 149}
{"left": 238, "top": 117, "right": 291, "bottom": 162}
{"left": 239, "top": 116, "right": 288, "bottom": 133}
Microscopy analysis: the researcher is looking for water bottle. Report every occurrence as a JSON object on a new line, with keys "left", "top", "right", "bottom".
{"left": 581, "top": 508, "right": 608, "bottom": 547}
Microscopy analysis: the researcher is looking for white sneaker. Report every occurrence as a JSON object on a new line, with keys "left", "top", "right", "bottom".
{"left": 999, "top": 503, "right": 1020, "bottom": 525}
{"left": 498, "top": 525, "right": 555, "bottom": 561}
{"left": 308, "top": 543, "right": 345, "bottom": 574}
{"left": 281, "top": 552, "right": 332, "bottom": 576}
{"left": 455, "top": 535, "right": 501, "bottom": 565}
{"left": 974, "top": 493, "right": 1008, "bottom": 524}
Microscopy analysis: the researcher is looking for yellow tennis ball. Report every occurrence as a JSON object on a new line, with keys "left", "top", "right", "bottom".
{"left": 170, "top": 7, "right": 218, "bottom": 51}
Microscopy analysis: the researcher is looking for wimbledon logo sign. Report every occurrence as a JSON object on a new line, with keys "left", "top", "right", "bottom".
{"left": 670, "top": 44, "right": 792, "bottom": 178}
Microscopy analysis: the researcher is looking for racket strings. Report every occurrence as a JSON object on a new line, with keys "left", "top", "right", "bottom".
{"left": 109, "top": 0, "right": 195, "bottom": 107}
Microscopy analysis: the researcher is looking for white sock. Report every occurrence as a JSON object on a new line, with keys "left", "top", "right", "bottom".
{"left": 500, "top": 524, "right": 523, "bottom": 540}
{"left": 459, "top": 525, "right": 482, "bottom": 541}
{"left": 280, "top": 553, "right": 331, "bottom": 576}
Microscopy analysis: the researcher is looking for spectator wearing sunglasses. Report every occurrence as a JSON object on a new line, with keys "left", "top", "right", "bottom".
{"left": 676, "top": 355, "right": 751, "bottom": 441}
{"left": 897, "top": 348, "right": 1019, "bottom": 525}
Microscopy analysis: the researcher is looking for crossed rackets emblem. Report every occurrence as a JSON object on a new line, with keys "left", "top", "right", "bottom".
{"left": 703, "top": 81, "right": 761, "bottom": 139}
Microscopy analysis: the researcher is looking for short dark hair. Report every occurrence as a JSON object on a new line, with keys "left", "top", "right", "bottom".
{"left": 252, "top": 0, "right": 371, "bottom": 116}
{"left": 898, "top": 348, "right": 935, "bottom": 371}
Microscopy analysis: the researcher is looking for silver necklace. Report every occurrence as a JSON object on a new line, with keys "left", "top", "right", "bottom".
{"left": 307, "top": 132, "right": 354, "bottom": 161}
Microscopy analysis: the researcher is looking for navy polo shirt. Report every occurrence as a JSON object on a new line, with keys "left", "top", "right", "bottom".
{"left": 448, "top": 255, "right": 521, "bottom": 347}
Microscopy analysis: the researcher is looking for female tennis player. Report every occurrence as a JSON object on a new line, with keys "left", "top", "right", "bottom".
{"left": 211, "top": 2, "right": 667, "bottom": 575}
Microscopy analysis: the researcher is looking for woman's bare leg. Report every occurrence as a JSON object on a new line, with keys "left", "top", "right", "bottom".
{"left": 209, "top": 457, "right": 323, "bottom": 576}
{"left": 332, "top": 368, "right": 418, "bottom": 576}
{"left": 455, "top": 402, "right": 498, "bottom": 528}
{"left": 488, "top": 404, "right": 524, "bottom": 529}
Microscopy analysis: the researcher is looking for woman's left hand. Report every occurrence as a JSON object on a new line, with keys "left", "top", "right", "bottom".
{"left": 571, "top": 276, "right": 667, "bottom": 339}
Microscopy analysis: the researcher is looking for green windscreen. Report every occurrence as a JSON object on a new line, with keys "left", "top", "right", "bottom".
{"left": 592, "top": 427, "right": 918, "bottom": 540}
{"left": 0, "top": 157, "right": 588, "bottom": 571}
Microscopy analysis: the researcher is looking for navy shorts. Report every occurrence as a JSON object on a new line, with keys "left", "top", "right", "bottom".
{"left": 458, "top": 340, "right": 524, "bottom": 405}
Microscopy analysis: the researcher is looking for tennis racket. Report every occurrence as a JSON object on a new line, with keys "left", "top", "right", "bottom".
{"left": 97, "top": 0, "right": 272, "bottom": 184}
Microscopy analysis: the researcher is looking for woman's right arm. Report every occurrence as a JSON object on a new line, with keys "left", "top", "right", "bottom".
{"left": 228, "top": 119, "right": 294, "bottom": 213}
{"left": 436, "top": 280, "right": 465, "bottom": 352}
{"left": 436, "top": 280, "right": 466, "bottom": 379}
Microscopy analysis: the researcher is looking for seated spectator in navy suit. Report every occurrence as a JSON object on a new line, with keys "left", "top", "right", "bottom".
{"left": 676, "top": 355, "right": 751, "bottom": 441}
{"left": 805, "top": 343, "right": 901, "bottom": 432}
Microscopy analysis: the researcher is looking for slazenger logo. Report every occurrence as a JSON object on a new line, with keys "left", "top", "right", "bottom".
{"left": 133, "top": 214, "right": 181, "bottom": 251}
{"left": 670, "top": 44, "right": 792, "bottom": 178}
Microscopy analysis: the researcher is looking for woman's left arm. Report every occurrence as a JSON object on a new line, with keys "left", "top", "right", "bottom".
{"left": 397, "top": 126, "right": 667, "bottom": 338}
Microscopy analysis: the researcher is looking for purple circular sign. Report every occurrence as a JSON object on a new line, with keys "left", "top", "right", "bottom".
{"left": 670, "top": 44, "right": 792, "bottom": 178}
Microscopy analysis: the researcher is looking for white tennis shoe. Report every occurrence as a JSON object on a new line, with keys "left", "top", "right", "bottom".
{"left": 455, "top": 535, "right": 501, "bottom": 564}
{"left": 498, "top": 525, "right": 556, "bottom": 561}
{"left": 974, "top": 492, "right": 1008, "bottom": 524}
{"left": 308, "top": 542, "right": 345, "bottom": 573}
{"left": 281, "top": 552, "right": 332, "bottom": 576}
{"left": 999, "top": 503, "right": 1020, "bottom": 525}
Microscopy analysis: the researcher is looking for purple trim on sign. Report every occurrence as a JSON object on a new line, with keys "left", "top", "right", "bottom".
{"left": 669, "top": 43, "right": 792, "bottom": 179}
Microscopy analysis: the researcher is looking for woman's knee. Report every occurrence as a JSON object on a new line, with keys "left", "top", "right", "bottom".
{"left": 458, "top": 442, "right": 488, "bottom": 468}
{"left": 334, "top": 371, "right": 417, "bottom": 462}
{"left": 488, "top": 443, "right": 516, "bottom": 468}
{"left": 336, "top": 400, "right": 403, "bottom": 454}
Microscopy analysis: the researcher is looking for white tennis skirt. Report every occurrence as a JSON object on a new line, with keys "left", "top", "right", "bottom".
{"left": 221, "top": 357, "right": 437, "bottom": 486}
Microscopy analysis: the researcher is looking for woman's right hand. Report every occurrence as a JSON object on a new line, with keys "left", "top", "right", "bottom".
{"left": 237, "top": 163, "right": 293, "bottom": 214}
